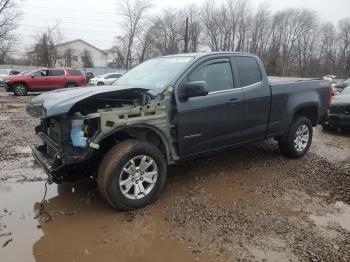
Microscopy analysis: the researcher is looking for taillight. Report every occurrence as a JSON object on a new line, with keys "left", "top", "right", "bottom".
{"left": 328, "top": 85, "right": 333, "bottom": 107}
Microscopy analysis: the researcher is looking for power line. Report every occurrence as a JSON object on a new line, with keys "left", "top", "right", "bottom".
{"left": 20, "top": 16, "right": 119, "bottom": 28}
{"left": 20, "top": 12, "right": 118, "bottom": 24}
{"left": 17, "top": 24, "right": 116, "bottom": 35}
{"left": 23, "top": 4, "right": 117, "bottom": 15}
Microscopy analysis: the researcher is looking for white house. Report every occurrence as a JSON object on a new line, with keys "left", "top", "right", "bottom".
{"left": 56, "top": 39, "right": 107, "bottom": 68}
{"left": 29, "top": 39, "right": 108, "bottom": 68}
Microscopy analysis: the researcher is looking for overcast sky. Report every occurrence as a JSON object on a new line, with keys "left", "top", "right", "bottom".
{"left": 13, "top": 0, "right": 350, "bottom": 54}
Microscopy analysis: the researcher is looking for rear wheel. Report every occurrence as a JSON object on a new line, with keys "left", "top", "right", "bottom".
{"left": 13, "top": 83, "right": 27, "bottom": 96}
{"left": 97, "top": 140, "right": 167, "bottom": 210}
{"left": 65, "top": 82, "right": 77, "bottom": 88}
{"left": 278, "top": 116, "right": 313, "bottom": 158}
{"left": 97, "top": 82, "right": 105, "bottom": 86}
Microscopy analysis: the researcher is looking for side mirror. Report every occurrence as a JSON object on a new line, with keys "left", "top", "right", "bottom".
{"left": 178, "top": 81, "right": 209, "bottom": 101}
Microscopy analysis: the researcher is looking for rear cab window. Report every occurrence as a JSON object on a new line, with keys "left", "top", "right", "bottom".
{"left": 235, "top": 56, "right": 262, "bottom": 87}
{"left": 68, "top": 70, "right": 83, "bottom": 76}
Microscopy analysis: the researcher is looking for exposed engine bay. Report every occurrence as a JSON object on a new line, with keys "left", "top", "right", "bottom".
{"left": 29, "top": 87, "right": 175, "bottom": 183}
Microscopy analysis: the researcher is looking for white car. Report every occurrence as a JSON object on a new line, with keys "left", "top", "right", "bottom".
{"left": 0, "top": 69, "right": 21, "bottom": 87}
{"left": 88, "top": 72, "right": 124, "bottom": 86}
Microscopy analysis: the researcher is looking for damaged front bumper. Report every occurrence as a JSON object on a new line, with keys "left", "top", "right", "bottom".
{"left": 31, "top": 132, "right": 94, "bottom": 183}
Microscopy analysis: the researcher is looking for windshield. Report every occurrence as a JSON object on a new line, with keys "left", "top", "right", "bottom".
{"left": 19, "top": 71, "right": 32, "bottom": 76}
{"left": 0, "top": 70, "right": 9, "bottom": 75}
{"left": 96, "top": 74, "right": 109, "bottom": 79}
{"left": 113, "top": 56, "right": 194, "bottom": 90}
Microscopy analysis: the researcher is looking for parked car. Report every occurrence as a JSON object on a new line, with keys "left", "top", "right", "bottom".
{"left": 322, "top": 86, "right": 350, "bottom": 130}
{"left": 0, "top": 69, "right": 21, "bottom": 77}
{"left": 88, "top": 72, "right": 124, "bottom": 86}
{"left": 335, "top": 78, "right": 350, "bottom": 93}
{"left": 4, "top": 68, "right": 87, "bottom": 96}
{"left": 27, "top": 52, "right": 331, "bottom": 210}
{"left": 85, "top": 71, "right": 94, "bottom": 82}
{"left": 0, "top": 69, "right": 21, "bottom": 87}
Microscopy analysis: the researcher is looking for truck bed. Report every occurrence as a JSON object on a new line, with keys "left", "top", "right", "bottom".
{"left": 268, "top": 76, "right": 317, "bottom": 84}
{"left": 267, "top": 78, "right": 330, "bottom": 136}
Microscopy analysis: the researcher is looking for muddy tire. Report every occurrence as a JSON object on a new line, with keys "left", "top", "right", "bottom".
{"left": 278, "top": 116, "right": 313, "bottom": 158}
{"left": 13, "top": 83, "right": 27, "bottom": 96}
{"left": 97, "top": 140, "right": 167, "bottom": 210}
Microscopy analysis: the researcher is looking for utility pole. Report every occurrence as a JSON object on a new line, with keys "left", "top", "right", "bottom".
{"left": 184, "top": 17, "right": 189, "bottom": 53}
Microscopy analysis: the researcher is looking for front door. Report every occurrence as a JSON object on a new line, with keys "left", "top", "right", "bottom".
{"left": 31, "top": 70, "right": 50, "bottom": 89}
{"left": 176, "top": 58, "right": 244, "bottom": 156}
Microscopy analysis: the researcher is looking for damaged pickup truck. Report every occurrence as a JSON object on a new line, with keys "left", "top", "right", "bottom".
{"left": 27, "top": 52, "right": 332, "bottom": 210}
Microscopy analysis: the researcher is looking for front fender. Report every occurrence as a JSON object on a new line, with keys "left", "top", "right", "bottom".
{"left": 93, "top": 124, "right": 176, "bottom": 165}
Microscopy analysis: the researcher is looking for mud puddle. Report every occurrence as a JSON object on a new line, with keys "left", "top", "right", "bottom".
{"left": 310, "top": 201, "right": 350, "bottom": 232}
{"left": 248, "top": 246, "right": 298, "bottom": 262}
{"left": 0, "top": 178, "right": 217, "bottom": 262}
{"left": 311, "top": 127, "right": 350, "bottom": 161}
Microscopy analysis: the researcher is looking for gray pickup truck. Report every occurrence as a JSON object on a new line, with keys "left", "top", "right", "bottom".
{"left": 27, "top": 52, "right": 332, "bottom": 210}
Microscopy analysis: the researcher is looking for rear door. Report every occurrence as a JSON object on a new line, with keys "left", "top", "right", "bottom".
{"left": 176, "top": 58, "right": 244, "bottom": 156}
{"left": 48, "top": 69, "right": 66, "bottom": 89}
{"left": 233, "top": 56, "right": 270, "bottom": 140}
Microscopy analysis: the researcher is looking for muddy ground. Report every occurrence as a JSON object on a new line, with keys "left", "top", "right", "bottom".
{"left": 0, "top": 89, "right": 349, "bottom": 262}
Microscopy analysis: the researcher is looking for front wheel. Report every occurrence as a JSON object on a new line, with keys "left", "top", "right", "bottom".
{"left": 97, "top": 140, "right": 167, "bottom": 210}
{"left": 278, "top": 116, "right": 313, "bottom": 158}
{"left": 13, "top": 83, "right": 27, "bottom": 96}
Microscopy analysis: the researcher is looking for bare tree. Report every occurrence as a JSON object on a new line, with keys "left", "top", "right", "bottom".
{"left": 0, "top": 0, "right": 18, "bottom": 63}
{"left": 137, "top": 25, "right": 155, "bottom": 62}
{"left": 179, "top": 5, "right": 202, "bottom": 53}
{"left": 249, "top": 4, "right": 271, "bottom": 59}
{"left": 151, "top": 9, "right": 181, "bottom": 55}
{"left": 117, "top": 0, "right": 152, "bottom": 69}
{"left": 338, "top": 18, "right": 350, "bottom": 76}
{"left": 316, "top": 23, "right": 337, "bottom": 74}
{"left": 30, "top": 24, "right": 63, "bottom": 67}
{"left": 81, "top": 49, "right": 94, "bottom": 68}
{"left": 63, "top": 48, "right": 73, "bottom": 67}
{"left": 109, "top": 36, "right": 129, "bottom": 69}
{"left": 111, "top": 0, "right": 350, "bottom": 77}
{"left": 295, "top": 10, "right": 319, "bottom": 76}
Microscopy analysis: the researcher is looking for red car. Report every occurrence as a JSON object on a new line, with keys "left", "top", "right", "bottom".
{"left": 4, "top": 68, "right": 87, "bottom": 96}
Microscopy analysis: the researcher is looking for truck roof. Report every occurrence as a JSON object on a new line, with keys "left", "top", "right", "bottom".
{"left": 162, "top": 51, "right": 246, "bottom": 59}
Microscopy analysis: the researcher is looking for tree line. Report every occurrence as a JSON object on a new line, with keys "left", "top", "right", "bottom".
{"left": 111, "top": 0, "right": 350, "bottom": 78}
{"left": 1, "top": 0, "right": 350, "bottom": 77}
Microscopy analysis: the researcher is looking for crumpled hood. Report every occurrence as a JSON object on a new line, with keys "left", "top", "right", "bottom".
{"left": 27, "top": 85, "right": 153, "bottom": 118}
{"left": 332, "top": 94, "right": 350, "bottom": 106}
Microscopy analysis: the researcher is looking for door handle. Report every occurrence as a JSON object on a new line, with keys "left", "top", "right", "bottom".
{"left": 227, "top": 98, "right": 240, "bottom": 105}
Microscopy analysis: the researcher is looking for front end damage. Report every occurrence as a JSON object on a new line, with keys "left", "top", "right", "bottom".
{"left": 27, "top": 86, "right": 172, "bottom": 183}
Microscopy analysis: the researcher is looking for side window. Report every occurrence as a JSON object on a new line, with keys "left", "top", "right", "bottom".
{"left": 188, "top": 61, "right": 234, "bottom": 92}
{"left": 49, "top": 70, "right": 65, "bottom": 76}
{"left": 236, "top": 56, "right": 262, "bottom": 87}
{"left": 108, "top": 74, "right": 122, "bottom": 79}
{"left": 106, "top": 74, "right": 115, "bottom": 79}
{"left": 33, "top": 70, "right": 48, "bottom": 77}
{"left": 68, "top": 70, "right": 83, "bottom": 76}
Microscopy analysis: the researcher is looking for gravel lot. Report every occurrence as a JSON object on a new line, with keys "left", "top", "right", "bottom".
{"left": 0, "top": 89, "right": 349, "bottom": 262}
